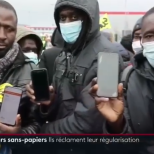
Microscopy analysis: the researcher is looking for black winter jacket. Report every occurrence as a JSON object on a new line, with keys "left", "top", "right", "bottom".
{"left": 40, "top": 0, "right": 124, "bottom": 134}
{"left": 39, "top": 28, "right": 64, "bottom": 84}
{"left": 39, "top": 48, "right": 61, "bottom": 84}
{"left": 103, "top": 52, "right": 154, "bottom": 154}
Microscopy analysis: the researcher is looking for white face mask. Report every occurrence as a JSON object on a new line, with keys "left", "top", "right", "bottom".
{"left": 24, "top": 51, "right": 38, "bottom": 64}
{"left": 142, "top": 41, "right": 154, "bottom": 68}
{"left": 132, "top": 41, "right": 142, "bottom": 54}
{"left": 59, "top": 20, "right": 82, "bottom": 44}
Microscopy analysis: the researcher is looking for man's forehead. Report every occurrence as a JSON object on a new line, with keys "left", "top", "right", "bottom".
{"left": 59, "top": 6, "right": 78, "bottom": 13}
{"left": 142, "top": 14, "right": 154, "bottom": 28}
{"left": 141, "top": 14, "right": 154, "bottom": 34}
{"left": 23, "top": 37, "right": 36, "bottom": 44}
{"left": 134, "top": 29, "right": 141, "bottom": 35}
{"left": 0, "top": 7, "right": 17, "bottom": 24}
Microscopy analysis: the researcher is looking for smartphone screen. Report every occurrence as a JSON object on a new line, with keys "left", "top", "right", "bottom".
{"left": 31, "top": 68, "right": 50, "bottom": 102}
{"left": 97, "top": 52, "right": 119, "bottom": 97}
{"left": 0, "top": 87, "right": 22, "bottom": 126}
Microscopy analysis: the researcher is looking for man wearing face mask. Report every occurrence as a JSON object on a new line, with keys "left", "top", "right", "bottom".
{"left": 26, "top": 0, "right": 124, "bottom": 134}
{"left": 132, "top": 17, "right": 142, "bottom": 54}
{"left": 90, "top": 7, "right": 154, "bottom": 154}
{"left": 16, "top": 26, "right": 43, "bottom": 65}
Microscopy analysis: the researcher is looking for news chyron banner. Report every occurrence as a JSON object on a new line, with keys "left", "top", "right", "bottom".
{"left": 0, "top": 135, "right": 150, "bottom": 147}
{"left": 100, "top": 13, "right": 112, "bottom": 31}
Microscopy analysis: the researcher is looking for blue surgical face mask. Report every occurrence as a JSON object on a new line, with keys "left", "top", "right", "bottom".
{"left": 24, "top": 51, "right": 38, "bottom": 64}
{"left": 142, "top": 41, "right": 154, "bottom": 67}
{"left": 59, "top": 20, "right": 82, "bottom": 44}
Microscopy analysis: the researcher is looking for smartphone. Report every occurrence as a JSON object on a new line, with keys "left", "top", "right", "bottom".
{"left": 31, "top": 68, "right": 50, "bottom": 102}
{"left": 97, "top": 52, "right": 119, "bottom": 97}
{"left": 0, "top": 87, "right": 22, "bottom": 126}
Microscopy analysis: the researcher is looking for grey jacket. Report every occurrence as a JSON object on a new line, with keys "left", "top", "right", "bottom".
{"left": 41, "top": 0, "right": 124, "bottom": 134}
{"left": 0, "top": 51, "right": 40, "bottom": 134}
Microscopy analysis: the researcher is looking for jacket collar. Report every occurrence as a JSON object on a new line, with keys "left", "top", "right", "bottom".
{"left": 133, "top": 52, "right": 154, "bottom": 81}
{"left": 13, "top": 48, "right": 26, "bottom": 67}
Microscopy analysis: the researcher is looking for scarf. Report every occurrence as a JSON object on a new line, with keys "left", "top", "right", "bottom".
{"left": 0, "top": 43, "right": 19, "bottom": 80}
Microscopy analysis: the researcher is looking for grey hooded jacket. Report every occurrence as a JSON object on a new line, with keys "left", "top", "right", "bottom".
{"left": 40, "top": 0, "right": 124, "bottom": 134}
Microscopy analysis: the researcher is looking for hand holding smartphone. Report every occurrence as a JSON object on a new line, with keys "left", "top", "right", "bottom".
{"left": 0, "top": 87, "right": 22, "bottom": 126}
{"left": 31, "top": 68, "right": 50, "bottom": 102}
{"left": 97, "top": 52, "right": 119, "bottom": 98}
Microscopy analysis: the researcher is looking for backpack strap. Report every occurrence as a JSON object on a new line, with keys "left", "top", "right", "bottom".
{"left": 123, "top": 61, "right": 131, "bottom": 68}
{"left": 24, "top": 58, "right": 36, "bottom": 70}
{"left": 121, "top": 65, "right": 133, "bottom": 82}
{"left": 121, "top": 64, "right": 135, "bottom": 132}
{"left": 121, "top": 65, "right": 134, "bottom": 100}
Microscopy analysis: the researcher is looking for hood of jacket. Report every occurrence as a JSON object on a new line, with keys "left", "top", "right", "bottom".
{"left": 101, "top": 32, "right": 111, "bottom": 41}
{"left": 51, "top": 28, "right": 64, "bottom": 48}
{"left": 102, "top": 32, "right": 133, "bottom": 62}
{"left": 54, "top": 0, "right": 100, "bottom": 43}
{"left": 113, "top": 42, "right": 133, "bottom": 62}
{"left": 132, "top": 17, "right": 142, "bottom": 39}
{"left": 16, "top": 26, "right": 43, "bottom": 56}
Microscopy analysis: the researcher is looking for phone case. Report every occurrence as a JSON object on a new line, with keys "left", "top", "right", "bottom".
{"left": 31, "top": 68, "right": 50, "bottom": 102}
{"left": 0, "top": 87, "right": 22, "bottom": 126}
{"left": 97, "top": 52, "right": 119, "bottom": 98}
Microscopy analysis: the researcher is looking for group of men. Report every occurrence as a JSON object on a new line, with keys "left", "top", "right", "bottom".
{"left": 0, "top": 0, "right": 154, "bottom": 153}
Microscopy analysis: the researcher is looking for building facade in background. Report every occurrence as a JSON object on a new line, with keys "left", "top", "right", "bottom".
{"left": 20, "top": 0, "right": 154, "bottom": 40}
{"left": 98, "top": 0, "right": 154, "bottom": 40}
{"left": 99, "top": 12, "right": 144, "bottom": 40}
{"left": 25, "top": 11, "right": 144, "bottom": 40}
{"left": 22, "top": 26, "right": 55, "bottom": 36}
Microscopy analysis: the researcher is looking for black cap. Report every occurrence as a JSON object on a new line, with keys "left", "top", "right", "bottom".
{"left": 132, "top": 17, "right": 143, "bottom": 39}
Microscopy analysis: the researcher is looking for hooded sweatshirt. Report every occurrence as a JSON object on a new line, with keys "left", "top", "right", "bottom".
{"left": 40, "top": 0, "right": 124, "bottom": 134}
{"left": 16, "top": 26, "right": 43, "bottom": 57}
{"left": 51, "top": 28, "right": 64, "bottom": 48}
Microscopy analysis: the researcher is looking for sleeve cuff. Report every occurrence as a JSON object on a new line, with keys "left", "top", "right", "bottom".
{"left": 103, "top": 117, "right": 128, "bottom": 134}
